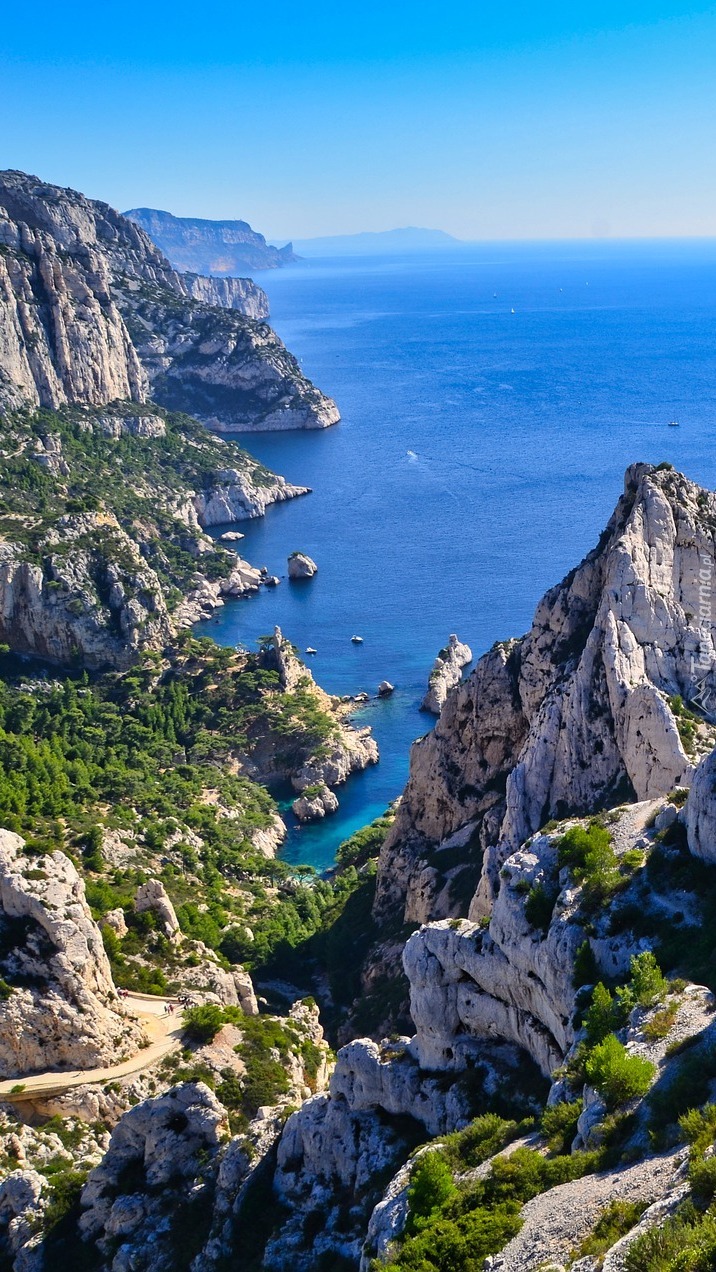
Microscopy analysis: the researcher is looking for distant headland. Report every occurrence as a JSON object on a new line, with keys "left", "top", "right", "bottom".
{"left": 284, "top": 226, "right": 464, "bottom": 256}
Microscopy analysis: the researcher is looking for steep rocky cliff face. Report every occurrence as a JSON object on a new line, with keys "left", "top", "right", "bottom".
{"left": 182, "top": 272, "right": 269, "bottom": 318}
{"left": 376, "top": 463, "right": 716, "bottom": 928}
{"left": 0, "top": 170, "right": 336, "bottom": 430}
{"left": 0, "top": 830, "right": 145, "bottom": 1076}
{"left": 125, "top": 206, "right": 297, "bottom": 275}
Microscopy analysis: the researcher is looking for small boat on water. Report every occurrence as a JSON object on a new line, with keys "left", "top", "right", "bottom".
{"left": 351, "top": 635, "right": 363, "bottom": 644}
{"left": 306, "top": 647, "right": 318, "bottom": 655}
{"left": 668, "top": 420, "right": 680, "bottom": 427}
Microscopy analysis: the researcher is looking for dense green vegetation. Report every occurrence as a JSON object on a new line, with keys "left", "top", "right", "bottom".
{"left": 0, "top": 403, "right": 277, "bottom": 606}
{"left": 0, "top": 631, "right": 387, "bottom": 1001}
{"left": 621, "top": 1103, "right": 716, "bottom": 1269}
{"left": 376, "top": 1112, "right": 604, "bottom": 1272}
{"left": 584, "top": 1035, "right": 655, "bottom": 1107}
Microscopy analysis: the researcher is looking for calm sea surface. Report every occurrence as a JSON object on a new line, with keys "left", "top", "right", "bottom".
{"left": 195, "top": 240, "right": 716, "bottom": 870}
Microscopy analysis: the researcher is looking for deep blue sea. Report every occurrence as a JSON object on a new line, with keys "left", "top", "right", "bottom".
{"left": 196, "top": 240, "right": 716, "bottom": 871}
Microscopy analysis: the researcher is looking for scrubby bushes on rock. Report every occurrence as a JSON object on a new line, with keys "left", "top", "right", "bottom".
{"left": 584, "top": 1036, "right": 655, "bottom": 1107}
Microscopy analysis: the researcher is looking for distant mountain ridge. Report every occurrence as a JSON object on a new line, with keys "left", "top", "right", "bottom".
{"left": 286, "top": 226, "right": 463, "bottom": 256}
{"left": 124, "top": 207, "right": 297, "bottom": 275}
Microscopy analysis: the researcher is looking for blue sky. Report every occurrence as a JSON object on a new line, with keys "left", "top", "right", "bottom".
{"left": 2, "top": 1, "right": 716, "bottom": 239}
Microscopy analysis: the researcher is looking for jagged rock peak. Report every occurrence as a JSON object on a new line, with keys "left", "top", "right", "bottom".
{"left": 376, "top": 462, "right": 716, "bottom": 927}
{"left": 421, "top": 632, "right": 473, "bottom": 714}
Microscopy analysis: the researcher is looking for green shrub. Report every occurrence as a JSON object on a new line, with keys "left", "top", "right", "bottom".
{"left": 540, "top": 1099, "right": 583, "bottom": 1153}
{"left": 642, "top": 1003, "right": 678, "bottom": 1041}
{"left": 627, "top": 951, "right": 668, "bottom": 1010}
{"left": 688, "top": 1155, "right": 716, "bottom": 1204}
{"left": 557, "top": 823, "right": 620, "bottom": 904}
{"left": 574, "top": 1199, "right": 648, "bottom": 1261}
{"left": 524, "top": 883, "right": 558, "bottom": 935}
{"left": 441, "top": 1114, "right": 517, "bottom": 1171}
{"left": 380, "top": 1205, "right": 523, "bottom": 1272}
{"left": 182, "top": 1004, "right": 241, "bottom": 1044}
{"left": 584, "top": 1035, "right": 655, "bottom": 1107}
{"left": 42, "top": 1168, "right": 88, "bottom": 1234}
{"left": 405, "top": 1153, "right": 457, "bottom": 1234}
{"left": 679, "top": 1104, "right": 716, "bottom": 1155}
{"left": 585, "top": 983, "right": 620, "bottom": 1045}
{"left": 573, "top": 939, "right": 599, "bottom": 988}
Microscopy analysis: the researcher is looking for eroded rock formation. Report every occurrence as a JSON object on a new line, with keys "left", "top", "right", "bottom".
{"left": 0, "top": 830, "right": 145, "bottom": 1077}
{"left": 421, "top": 633, "right": 472, "bottom": 714}
{"left": 376, "top": 463, "right": 716, "bottom": 927}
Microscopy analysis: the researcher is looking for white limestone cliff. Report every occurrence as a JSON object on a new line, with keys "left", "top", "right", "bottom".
{"left": 0, "top": 830, "right": 145, "bottom": 1077}
{"left": 0, "top": 169, "right": 339, "bottom": 432}
{"left": 0, "top": 511, "right": 172, "bottom": 670}
{"left": 376, "top": 464, "right": 716, "bottom": 927}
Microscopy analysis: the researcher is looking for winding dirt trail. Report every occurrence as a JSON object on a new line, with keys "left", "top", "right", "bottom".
{"left": 0, "top": 994, "right": 184, "bottom": 1103}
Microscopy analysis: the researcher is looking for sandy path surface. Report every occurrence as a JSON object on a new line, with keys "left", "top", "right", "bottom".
{"left": 0, "top": 994, "right": 184, "bottom": 1101}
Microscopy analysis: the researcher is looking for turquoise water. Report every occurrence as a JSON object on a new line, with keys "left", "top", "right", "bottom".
{"left": 196, "top": 240, "right": 716, "bottom": 870}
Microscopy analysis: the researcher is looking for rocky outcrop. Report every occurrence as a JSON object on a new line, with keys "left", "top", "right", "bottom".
{"left": 183, "top": 272, "right": 269, "bottom": 319}
{"left": 264, "top": 1026, "right": 537, "bottom": 1270}
{"left": 377, "top": 464, "right": 716, "bottom": 927}
{"left": 126, "top": 289, "right": 340, "bottom": 432}
{"left": 421, "top": 633, "right": 472, "bottom": 714}
{"left": 292, "top": 783, "right": 339, "bottom": 822}
{"left": 0, "top": 830, "right": 145, "bottom": 1077}
{"left": 686, "top": 746, "right": 716, "bottom": 861}
{"left": 168, "top": 946, "right": 259, "bottom": 1010}
{"left": 288, "top": 552, "right": 317, "bottom": 580}
{"left": 0, "top": 170, "right": 338, "bottom": 432}
{"left": 291, "top": 730, "right": 379, "bottom": 795}
{"left": 401, "top": 799, "right": 664, "bottom": 1076}
{"left": 124, "top": 207, "right": 297, "bottom": 276}
{"left": 254, "top": 629, "right": 379, "bottom": 798}
{"left": 0, "top": 511, "right": 172, "bottom": 670}
{"left": 0, "top": 1170, "right": 47, "bottom": 1268}
{"left": 134, "top": 880, "right": 180, "bottom": 940}
{"left": 194, "top": 469, "right": 310, "bottom": 525}
{"left": 78, "top": 1082, "right": 228, "bottom": 1270}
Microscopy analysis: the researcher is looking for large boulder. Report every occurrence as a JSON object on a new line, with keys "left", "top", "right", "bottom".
{"left": 288, "top": 552, "right": 318, "bottom": 580}
{"left": 134, "top": 879, "right": 180, "bottom": 941}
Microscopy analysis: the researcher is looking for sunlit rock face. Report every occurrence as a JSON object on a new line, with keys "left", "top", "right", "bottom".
{"left": 376, "top": 463, "right": 716, "bottom": 928}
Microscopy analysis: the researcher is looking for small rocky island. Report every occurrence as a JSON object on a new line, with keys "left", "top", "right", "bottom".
{"left": 288, "top": 551, "right": 318, "bottom": 579}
